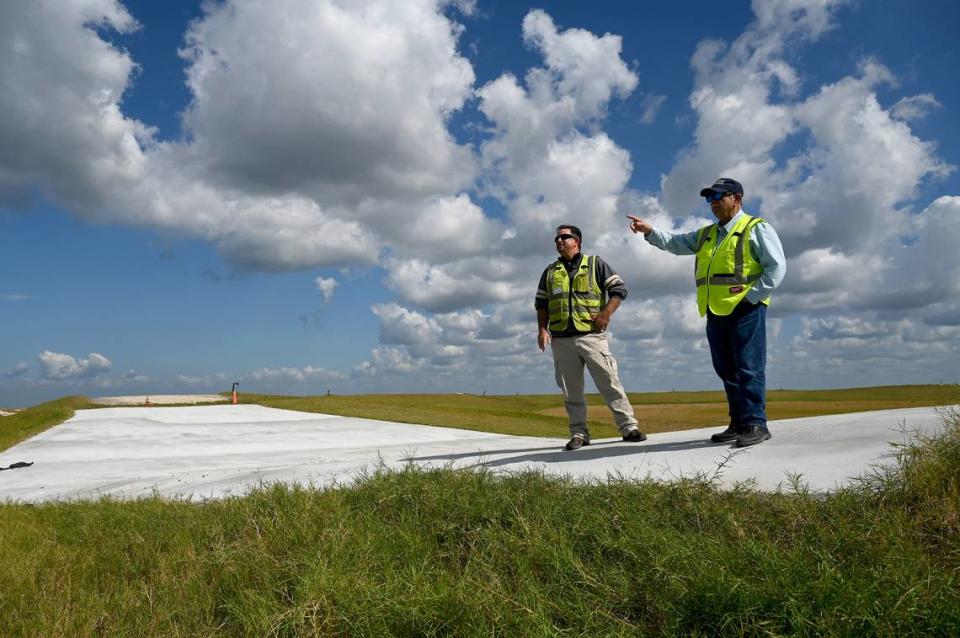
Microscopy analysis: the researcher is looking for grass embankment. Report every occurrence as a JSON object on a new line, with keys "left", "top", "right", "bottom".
{"left": 247, "top": 384, "right": 960, "bottom": 439}
{"left": 2, "top": 409, "right": 959, "bottom": 635}
{"left": 0, "top": 395, "right": 93, "bottom": 452}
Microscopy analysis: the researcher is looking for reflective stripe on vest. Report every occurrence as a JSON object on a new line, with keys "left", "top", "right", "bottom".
{"left": 547, "top": 254, "right": 603, "bottom": 332}
{"left": 693, "top": 216, "right": 768, "bottom": 317}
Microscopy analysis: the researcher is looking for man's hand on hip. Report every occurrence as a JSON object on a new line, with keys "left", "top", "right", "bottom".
{"left": 593, "top": 311, "right": 610, "bottom": 333}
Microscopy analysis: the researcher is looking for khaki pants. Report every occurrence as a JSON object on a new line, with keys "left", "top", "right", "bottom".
{"left": 551, "top": 332, "right": 638, "bottom": 439}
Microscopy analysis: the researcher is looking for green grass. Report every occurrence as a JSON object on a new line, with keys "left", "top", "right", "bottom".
{"left": 2, "top": 409, "right": 959, "bottom": 635}
{"left": 0, "top": 395, "right": 93, "bottom": 452}
{"left": 244, "top": 384, "right": 960, "bottom": 438}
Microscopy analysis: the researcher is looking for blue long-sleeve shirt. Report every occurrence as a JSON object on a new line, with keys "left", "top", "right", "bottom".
{"left": 645, "top": 210, "right": 786, "bottom": 304}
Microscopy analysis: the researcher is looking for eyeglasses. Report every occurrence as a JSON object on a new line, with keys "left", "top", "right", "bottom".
{"left": 704, "top": 191, "right": 734, "bottom": 203}
{"left": 554, "top": 233, "right": 577, "bottom": 242}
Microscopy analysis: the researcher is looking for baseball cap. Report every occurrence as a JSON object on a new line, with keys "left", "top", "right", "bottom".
{"left": 699, "top": 177, "right": 743, "bottom": 197}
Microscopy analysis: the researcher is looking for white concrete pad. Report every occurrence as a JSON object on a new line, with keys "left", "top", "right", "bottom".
{"left": 0, "top": 404, "right": 953, "bottom": 503}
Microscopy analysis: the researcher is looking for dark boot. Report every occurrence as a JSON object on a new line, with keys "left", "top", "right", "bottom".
{"left": 710, "top": 425, "right": 741, "bottom": 443}
{"left": 736, "top": 426, "right": 771, "bottom": 447}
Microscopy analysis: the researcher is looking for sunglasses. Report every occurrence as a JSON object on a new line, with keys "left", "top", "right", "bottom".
{"left": 554, "top": 233, "right": 577, "bottom": 242}
{"left": 704, "top": 191, "right": 734, "bottom": 203}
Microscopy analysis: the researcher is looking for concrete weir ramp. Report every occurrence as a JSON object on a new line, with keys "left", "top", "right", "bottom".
{"left": 0, "top": 404, "right": 953, "bottom": 503}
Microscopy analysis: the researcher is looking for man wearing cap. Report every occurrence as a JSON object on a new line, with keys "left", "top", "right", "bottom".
{"left": 536, "top": 224, "right": 647, "bottom": 451}
{"left": 626, "top": 179, "right": 786, "bottom": 447}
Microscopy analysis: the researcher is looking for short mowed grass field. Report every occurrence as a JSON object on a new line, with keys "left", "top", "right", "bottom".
{"left": 246, "top": 384, "right": 960, "bottom": 439}
{"left": 1, "top": 386, "right": 959, "bottom": 636}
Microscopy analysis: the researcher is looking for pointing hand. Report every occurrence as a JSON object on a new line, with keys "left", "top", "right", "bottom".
{"left": 626, "top": 215, "right": 652, "bottom": 236}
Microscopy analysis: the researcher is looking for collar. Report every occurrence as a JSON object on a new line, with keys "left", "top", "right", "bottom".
{"left": 558, "top": 251, "right": 583, "bottom": 267}
{"left": 719, "top": 209, "right": 748, "bottom": 233}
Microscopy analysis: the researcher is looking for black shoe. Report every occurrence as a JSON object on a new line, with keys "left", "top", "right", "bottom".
{"left": 736, "top": 427, "right": 771, "bottom": 447}
{"left": 710, "top": 425, "right": 741, "bottom": 443}
{"left": 565, "top": 435, "right": 590, "bottom": 451}
{"left": 622, "top": 429, "right": 647, "bottom": 443}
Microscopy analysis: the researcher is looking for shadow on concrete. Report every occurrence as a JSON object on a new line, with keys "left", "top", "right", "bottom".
{"left": 410, "top": 435, "right": 728, "bottom": 467}
{"left": 409, "top": 445, "right": 562, "bottom": 462}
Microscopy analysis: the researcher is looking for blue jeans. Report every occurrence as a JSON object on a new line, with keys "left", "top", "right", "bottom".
{"left": 705, "top": 302, "right": 767, "bottom": 431}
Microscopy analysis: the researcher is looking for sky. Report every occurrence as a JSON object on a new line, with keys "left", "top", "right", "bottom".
{"left": 2, "top": 0, "right": 959, "bottom": 407}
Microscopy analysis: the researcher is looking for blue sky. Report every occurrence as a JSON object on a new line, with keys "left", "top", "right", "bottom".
{"left": 2, "top": 0, "right": 959, "bottom": 406}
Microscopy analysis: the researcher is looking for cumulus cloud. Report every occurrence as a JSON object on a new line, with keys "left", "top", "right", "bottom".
{"left": 178, "top": 0, "right": 475, "bottom": 202}
{"left": 38, "top": 351, "right": 112, "bottom": 380}
{"left": 246, "top": 366, "right": 345, "bottom": 384}
{"left": 781, "top": 313, "right": 960, "bottom": 387}
{"left": 376, "top": 8, "right": 641, "bottom": 319}
{"left": 397, "top": 195, "right": 505, "bottom": 263}
{"left": 314, "top": 276, "right": 339, "bottom": 303}
{"left": 0, "top": 0, "right": 150, "bottom": 211}
{"left": 356, "top": 300, "right": 547, "bottom": 389}
{"left": 383, "top": 256, "right": 524, "bottom": 312}
{"left": 477, "top": 10, "right": 638, "bottom": 234}
{"left": 0, "top": 0, "right": 479, "bottom": 272}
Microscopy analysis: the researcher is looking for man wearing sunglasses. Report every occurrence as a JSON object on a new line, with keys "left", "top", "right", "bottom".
{"left": 626, "top": 178, "right": 786, "bottom": 447}
{"left": 536, "top": 224, "right": 646, "bottom": 451}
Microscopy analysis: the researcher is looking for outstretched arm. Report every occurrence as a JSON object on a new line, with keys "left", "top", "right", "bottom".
{"left": 627, "top": 215, "right": 701, "bottom": 255}
{"left": 627, "top": 215, "right": 653, "bottom": 236}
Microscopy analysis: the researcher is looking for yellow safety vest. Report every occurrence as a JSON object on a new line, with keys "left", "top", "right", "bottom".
{"left": 693, "top": 215, "right": 768, "bottom": 317}
{"left": 547, "top": 254, "right": 603, "bottom": 332}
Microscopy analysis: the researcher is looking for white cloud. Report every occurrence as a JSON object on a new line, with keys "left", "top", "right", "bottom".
{"left": 477, "top": 10, "right": 638, "bottom": 224}
{"left": 367, "top": 7, "right": 644, "bottom": 325}
{"left": 1, "top": 294, "right": 30, "bottom": 302}
{"left": 314, "top": 276, "right": 339, "bottom": 303}
{"left": 247, "top": 366, "right": 345, "bottom": 384}
{"left": 780, "top": 313, "right": 960, "bottom": 386}
{"left": 397, "top": 194, "right": 504, "bottom": 263}
{"left": 355, "top": 346, "right": 424, "bottom": 377}
{"left": 0, "top": 0, "right": 480, "bottom": 273}
{"left": 751, "top": 0, "right": 850, "bottom": 40}
{"left": 38, "top": 351, "right": 111, "bottom": 380}
{"left": 520, "top": 10, "right": 637, "bottom": 122}
{"left": 178, "top": 0, "right": 475, "bottom": 202}
{"left": 891, "top": 93, "right": 942, "bottom": 121}
{"left": 383, "top": 256, "right": 524, "bottom": 312}
{"left": 0, "top": 0, "right": 150, "bottom": 211}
